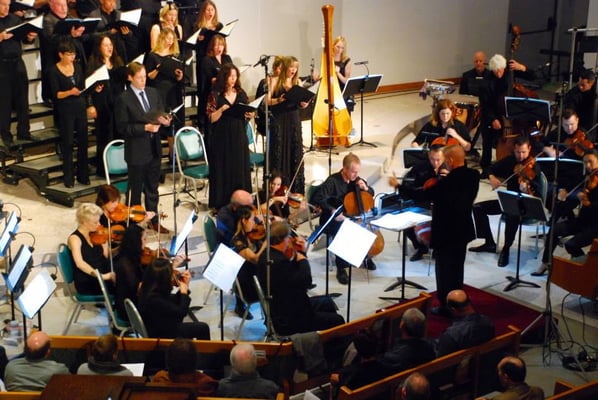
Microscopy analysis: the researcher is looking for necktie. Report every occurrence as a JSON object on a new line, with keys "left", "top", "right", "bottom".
{"left": 139, "top": 91, "right": 150, "bottom": 112}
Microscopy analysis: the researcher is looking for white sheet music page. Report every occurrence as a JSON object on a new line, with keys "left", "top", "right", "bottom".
{"left": 328, "top": 219, "right": 375, "bottom": 267}
{"left": 370, "top": 211, "right": 431, "bottom": 231}
{"left": 203, "top": 244, "right": 245, "bottom": 293}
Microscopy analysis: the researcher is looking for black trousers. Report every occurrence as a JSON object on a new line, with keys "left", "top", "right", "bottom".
{"left": 127, "top": 156, "right": 161, "bottom": 223}
{"left": 434, "top": 243, "right": 466, "bottom": 307}
{"left": 0, "top": 59, "right": 29, "bottom": 139}
{"left": 480, "top": 124, "right": 498, "bottom": 170}
{"left": 56, "top": 101, "right": 89, "bottom": 185}
{"left": 542, "top": 217, "right": 598, "bottom": 263}
{"left": 472, "top": 200, "right": 518, "bottom": 248}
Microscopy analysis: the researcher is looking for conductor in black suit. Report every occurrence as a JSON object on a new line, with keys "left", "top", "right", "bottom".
{"left": 423, "top": 145, "right": 479, "bottom": 316}
{"left": 115, "top": 62, "right": 172, "bottom": 233}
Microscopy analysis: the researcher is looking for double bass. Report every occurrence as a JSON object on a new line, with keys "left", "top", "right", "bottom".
{"left": 312, "top": 5, "right": 352, "bottom": 147}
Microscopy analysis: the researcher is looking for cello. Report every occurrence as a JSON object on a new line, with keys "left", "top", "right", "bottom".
{"left": 343, "top": 185, "right": 385, "bottom": 258}
{"left": 312, "top": 4, "right": 352, "bottom": 147}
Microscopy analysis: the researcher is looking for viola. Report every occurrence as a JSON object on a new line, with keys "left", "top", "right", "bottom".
{"left": 273, "top": 184, "right": 305, "bottom": 209}
{"left": 564, "top": 130, "right": 594, "bottom": 157}
{"left": 109, "top": 203, "right": 148, "bottom": 223}
{"left": 247, "top": 221, "right": 266, "bottom": 241}
{"left": 90, "top": 226, "right": 109, "bottom": 245}
{"left": 140, "top": 246, "right": 172, "bottom": 266}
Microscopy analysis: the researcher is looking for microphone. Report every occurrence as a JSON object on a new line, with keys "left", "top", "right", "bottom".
{"left": 253, "top": 55, "right": 272, "bottom": 68}
{"left": 354, "top": 60, "right": 368, "bottom": 65}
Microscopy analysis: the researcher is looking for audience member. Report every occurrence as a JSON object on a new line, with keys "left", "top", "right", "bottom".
{"left": 152, "top": 338, "right": 217, "bottom": 396}
{"left": 382, "top": 308, "right": 436, "bottom": 373}
{"left": 216, "top": 343, "right": 280, "bottom": 399}
{"left": 77, "top": 334, "right": 132, "bottom": 376}
{"left": 436, "top": 289, "right": 495, "bottom": 356}
{"left": 4, "top": 331, "right": 69, "bottom": 391}
{"left": 476, "top": 356, "right": 544, "bottom": 400}
{"left": 398, "top": 372, "right": 431, "bottom": 400}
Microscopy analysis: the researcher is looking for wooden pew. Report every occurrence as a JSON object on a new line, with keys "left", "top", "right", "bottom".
{"left": 551, "top": 239, "right": 598, "bottom": 299}
{"left": 289, "top": 293, "right": 433, "bottom": 394}
{"left": 0, "top": 393, "right": 41, "bottom": 399}
{"left": 546, "top": 379, "right": 598, "bottom": 399}
{"left": 336, "top": 325, "right": 521, "bottom": 400}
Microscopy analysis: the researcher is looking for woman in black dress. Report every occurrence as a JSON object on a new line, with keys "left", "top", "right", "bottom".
{"left": 206, "top": 63, "right": 253, "bottom": 209}
{"left": 266, "top": 56, "right": 309, "bottom": 194}
{"left": 411, "top": 98, "right": 471, "bottom": 151}
{"left": 86, "top": 34, "right": 127, "bottom": 177}
{"left": 48, "top": 40, "right": 89, "bottom": 188}
{"left": 67, "top": 203, "right": 115, "bottom": 295}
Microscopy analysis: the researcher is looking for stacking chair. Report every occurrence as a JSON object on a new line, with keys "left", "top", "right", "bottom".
{"left": 496, "top": 171, "right": 548, "bottom": 257}
{"left": 247, "top": 122, "right": 264, "bottom": 170}
{"left": 202, "top": 214, "right": 218, "bottom": 305}
{"left": 103, "top": 139, "right": 128, "bottom": 193}
{"left": 94, "top": 270, "right": 131, "bottom": 336}
{"left": 124, "top": 298, "right": 148, "bottom": 338}
{"left": 57, "top": 243, "right": 105, "bottom": 335}
{"left": 174, "top": 127, "right": 209, "bottom": 210}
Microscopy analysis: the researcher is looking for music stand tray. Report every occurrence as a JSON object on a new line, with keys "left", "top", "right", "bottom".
{"left": 344, "top": 74, "right": 383, "bottom": 148}
{"left": 504, "top": 96, "right": 551, "bottom": 123}
{"left": 497, "top": 190, "right": 547, "bottom": 291}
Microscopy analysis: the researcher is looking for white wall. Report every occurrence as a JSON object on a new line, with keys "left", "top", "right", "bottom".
{"left": 216, "top": 0, "right": 509, "bottom": 94}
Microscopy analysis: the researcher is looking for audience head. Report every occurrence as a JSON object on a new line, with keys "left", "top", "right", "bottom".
{"left": 442, "top": 145, "right": 465, "bottom": 171}
{"left": 91, "top": 334, "right": 119, "bottom": 362}
{"left": 196, "top": 0, "right": 218, "bottom": 29}
{"left": 497, "top": 356, "right": 527, "bottom": 387}
{"left": 399, "top": 372, "right": 430, "bottom": 400}
{"left": 489, "top": 54, "right": 507, "bottom": 78}
{"left": 76, "top": 203, "right": 103, "bottom": 229}
{"left": 577, "top": 68, "right": 596, "bottom": 93}
{"left": 400, "top": 308, "right": 426, "bottom": 339}
{"left": 473, "top": 51, "right": 487, "bottom": 74}
{"left": 342, "top": 152, "right": 361, "bottom": 182}
{"left": 230, "top": 343, "right": 257, "bottom": 375}
{"left": 431, "top": 98, "right": 457, "bottom": 127}
{"left": 269, "top": 220, "right": 290, "bottom": 246}
{"left": 446, "top": 289, "right": 474, "bottom": 317}
{"left": 352, "top": 328, "right": 378, "bottom": 359}
{"left": 127, "top": 62, "right": 147, "bottom": 90}
{"left": 25, "top": 331, "right": 51, "bottom": 361}
{"left": 166, "top": 338, "right": 198, "bottom": 377}
{"left": 230, "top": 190, "right": 254, "bottom": 209}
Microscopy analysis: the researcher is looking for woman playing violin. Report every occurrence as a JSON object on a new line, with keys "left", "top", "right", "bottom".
{"left": 536, "top": 150, "right": 598, "bottom": 275}
{"left": 257, "top": 171, "right": 309, "bottom": 225}
{"left": 67, "top": 203, "right": 115, "bottom": 295}
{"left": 230, "top": 205, "right": 267, "bottom": 319}
{"left": 412, "top": 99, "right": 471, "bottom": 151}
{"left": 470, "top": 136, "right": 542, "bottom": 268}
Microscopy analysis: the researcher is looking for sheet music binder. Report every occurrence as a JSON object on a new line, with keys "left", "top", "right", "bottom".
{"left": 105, "top": 8, "right": 141, "bottom": 29}
{"left": 158, "top": 56, "right": 184, "bottom": 80}
{"left": 6, "top": 15, "right": 42, "bottom": 40}
{"left": 53, "top": 18, "right": 101, "bottom": 35}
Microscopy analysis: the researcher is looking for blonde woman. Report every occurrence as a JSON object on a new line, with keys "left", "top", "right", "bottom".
{"left": 150, "top": 3, "right": 183, "bottom": 50}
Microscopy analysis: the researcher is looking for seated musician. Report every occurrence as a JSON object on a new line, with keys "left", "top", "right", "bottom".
{"left": 459, "top": 51, "right": 492, "bottom": 97}
{"left": 257, "top": 221, "right": 344, "bottom": 336}
{"left": 542, "top": 108, "right": 594, "bottom": 160}
{"left": 257, "top": 171, "right": 308, "bottom": 226}
{"left": 216, "top": 189, "right": 255, "bottom": 246}
{"left": 311, "top": 152, "right": 376, "bottom": 285}
{"left": 411, "top": 99, "right": 471, "bottom": 151}
{"left": 230, "top": 205, "right": 267, "bottom": 320}
{"left": 389, "top": 145, "right": 448, "bottom": 261}
{"left": 535, "top": 149, "right": 598, "bottom": 275}
{"left": 564, "top": 68, "right": 597, "bottom": 131}
{"left": 470, "top": 136, "right": 542, "bottom": 268}
{"left": 68, "top": 203, "right": 116, "bottom": 295}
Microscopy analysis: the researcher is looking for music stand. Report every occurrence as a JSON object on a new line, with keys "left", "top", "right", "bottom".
{"left": 17, "top": 269, "right": 57, "bottom": 338}
{"left": 536, "top": 157, "right": 584, "bottom": 187}
{"left": 505, "top": 96, "right": 551, "bottom": 123}
{"left": 402, "top": 148, "right": 428, "bottom": 169}
{"left": 345, "top": 74, "right": 382, "bottom": 148}
{"left": 414, "top": 131, "right": 440, "bottom": 150}
{"left": 497, "top": 190, "right": 548, "bottom": 292}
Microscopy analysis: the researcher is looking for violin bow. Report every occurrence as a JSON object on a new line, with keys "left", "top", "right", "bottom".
{"left": 493, "top": 151, "right": 542, "bottom": 190}
{"left": 286, "top": 153, "right": 306, "bottom": 196}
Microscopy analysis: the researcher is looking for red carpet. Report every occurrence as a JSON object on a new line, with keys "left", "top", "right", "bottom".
{"left": 426, "top": 284, "right": 544, "bottom": 343}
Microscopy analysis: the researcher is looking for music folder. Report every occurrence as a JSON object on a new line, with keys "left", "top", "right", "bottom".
{"left": 158, "top": 56, "right": 184, "bottom": 80}
{"left": 225, "top": 95, "right": 265, "bottom": 119}
{"left": 82, "top": 64, "right": 110, "bottom": 93}
{"left": 185, "top": 18, "right": 238, "bottom": 45}
{"left": 6, "top": 15, "right": 42, "bottom": 39}
{"left": 11, "top": 0, "right": 34, "bottom": 11}
{"left": 105, "top": 8, "right": 141, "bottom": 29}
{"left": 17, "top": 269, "right": 57, "bottom": 319}
{"left": 53, "top": 17, "right": 101, "bottom": 35}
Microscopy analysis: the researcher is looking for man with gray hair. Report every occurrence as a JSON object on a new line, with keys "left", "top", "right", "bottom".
{"left": 216, "top": 343, "right": 280, "bottom": 399}
{"left": 398, "top": 372, "right": 431, "bottom": 400}
{"left": 381, "top": 308, "right": 435, "bottom": 374}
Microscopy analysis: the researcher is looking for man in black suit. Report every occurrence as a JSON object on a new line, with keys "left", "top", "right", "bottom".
{"left": 115, "top": 62, "right": 172, "bottom": 233}
{"left": 459, "top": 51, "right": 491, "bottom": 97}
{"left": 423, "top": 145, "right": 479, "bottom": 315}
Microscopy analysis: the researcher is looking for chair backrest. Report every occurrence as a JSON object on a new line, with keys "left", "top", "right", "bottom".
{"left": 57, "top": 243, "right": 76, "bottom": 297}
{"left": 124, "top": 298, "right": 148, "bottom": 338}
{"left": 246, "top": 122, "right": 256, "bottom": 146}
{"left": 539, "top": 171, "right": 548, "bottom": 204}
{"left": 175, "top": 127, "right": 208, "bottom": 163}
{"left": 103, "top": 139, "right": 127, "bottom": 184}
{"left": 95, "top": 270, "right": 129, "bottom": 333}
{"left": 307, "top": 179, "right": 323, "bottom": 205}
{"left": 203, "top": 215, "right": 218, "bottom": 254}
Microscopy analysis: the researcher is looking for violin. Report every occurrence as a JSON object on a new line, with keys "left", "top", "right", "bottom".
{"left": 274, "top": 184, "right": 306, "bottom": 209}
{"left": 582, "top": 173, "right": 598, "bottom": 207}
{"left": 109, "top": 203, "right": 148, "bottom": 223}
{"left": 140, "top": 246, "right": 173, "bottom": 266}
{"left": 514, "top": 156, "right": 537, "bottom": 195}
{"left": 90, "top": 226, "right": 109, "bottom": 245}
{"left": 247, "top": 222, "right": 266, "bottom": 241}
{"left": 284, "top": 231, "right": 306, "bottom": 260}
{"left": 564, "top": 130, "right": 594, "bottom": 157}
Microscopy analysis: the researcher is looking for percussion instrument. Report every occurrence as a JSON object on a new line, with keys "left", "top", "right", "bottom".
{"left": 444, "top": 94, "right": 480, "bottom": 132}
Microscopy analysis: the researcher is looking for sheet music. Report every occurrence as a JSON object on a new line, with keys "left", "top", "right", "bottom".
{"left": 84, "top": 64, "right": 109, "bottom": 91}
{"left": 15, "top": 0, "right": 34, "bottom": 7}
{"left": 203, "top": 244, "right": 245, "bottom": 293}
{"left": 122, "top": 363, "right": 144, "bottom": 376}
{"left": 119, "top": 8, "right": 141, "bottom": 26}
{"left": 370, "top": 211, "right": 431, "bottom": 231}
{"left": 130, "top": 53, "right": 144, "bottom": 65}
{"left": 186, "top": 28, "right": 200, "bottom": 44}
{"left": 329, "top": 219, "right": 376, "bottom": 267}
{"left": 169, "top": 209, "right": 197, "bottom": 255}
{"left": 7, "top": 14, "right": 42, "bottom": 32}
{"left": 249, "top": 94, "right": 265, "bottom": 108}
{"left": 219, "top": 19, "right": 238, "bottom": 36}
{"left": 17, "top": 269, "right": 57, "bottom": 319}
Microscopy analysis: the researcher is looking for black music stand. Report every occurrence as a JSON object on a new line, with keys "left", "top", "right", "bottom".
{"left": 402, "top": 148, "right": 429, "bottom": 169}
{"left": 345, "top": 74, "right": 382, "bottom": 148}
{"left": 497, "top": 190, "right": 547, "bottom": 292}
{"left": 413, "top": 131, "right": 440, "bottom": 150}
{"left": 505, "top": 96, "right": 551, "bottom": 123}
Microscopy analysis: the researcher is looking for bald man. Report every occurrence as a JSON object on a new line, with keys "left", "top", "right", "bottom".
{"left": 217, "top": 343, "right": 280, "bottom": 399}
{"left": 476, "top": 356, "right": 544, "bottom": 400}
{"left": 422, "top": 146, "right": 479, "bottom": 315}
{"left": 436, "top": 290, "right": 495, "bottom": 356}
{"left": 216, "top": 189, "right": 255, "bottom": 245}
{"left": 459, "top": 51, "right": 491, "bottom": 97}
{"left": 5, "top": 331, "right": 69, "bottom": 391}
{"left": 399, "top": 372, "right": 431, "bottom": 400}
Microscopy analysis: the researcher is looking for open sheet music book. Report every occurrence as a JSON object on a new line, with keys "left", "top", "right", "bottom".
{"left": 329, "top": 219, "right": 376, "bottom": 267}
{"left": 370, "top": 211, "right": 431, "bottom": 231}
{"left": 6, "top": 15, "right": 42, "bottom": 39}
{"left": 203, "top": 244, "right": 245, "bottom": 293}
{"left": 17, "top": 269, "right": 57, "bottom": 319}
{"left": 83, "top": 64, "right": 110, "bottom": 93}
{"left": 186, "top": 18, "right": 238, "bottom": 44}
{"left": 53, "top": 17, "right": 101, "bottom": 35}
{"left": 105, "top": 8, "right": 141, "bottom": 29}
{"left": 225, "top": 95, "right": 265, "bottom": 119}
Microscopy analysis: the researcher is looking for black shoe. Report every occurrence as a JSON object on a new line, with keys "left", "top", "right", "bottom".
{"left": 365, "top": 258, "right": 377, "bottom": 270}
{"left": 469, "top": 242, "right": 497, "bottom": 253}
{"left": 409, "top": 248, "right": 428, "bottom": 261}
{"left": 531, "top": 263, "right": 549, "bottom": 276}
{"left": 234, "top": 302, "right": 253, "bottom": 320}
{"left": 77, "top": 178, "right": 91, "bottom": 185}
{"left": 431, "top": 306, "right": 452, "bottom": 318}
{"left": 480, "top": 170, "right": 489, "bottom": 179}
{"left": 308, "top": 283, "right": 317, "bottom": 290}
{"left": 336, "top": 268, "right": 348, "bottom": 285}
{"left": 2, "top": 135, "right": 12, "bottom": 144}
{"left": 497, "top": 248, "right": 510, "bottom": 267}
{"left": 64, "top": 182, "right": 74, "bottom": 188}
{"left": 17, "top": 134, "right": 36, "bottom": 141}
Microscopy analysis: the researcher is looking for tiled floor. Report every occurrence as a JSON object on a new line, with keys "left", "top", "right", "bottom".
{"left": 1, "top": 91, "right": 597, "bottom": 392}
